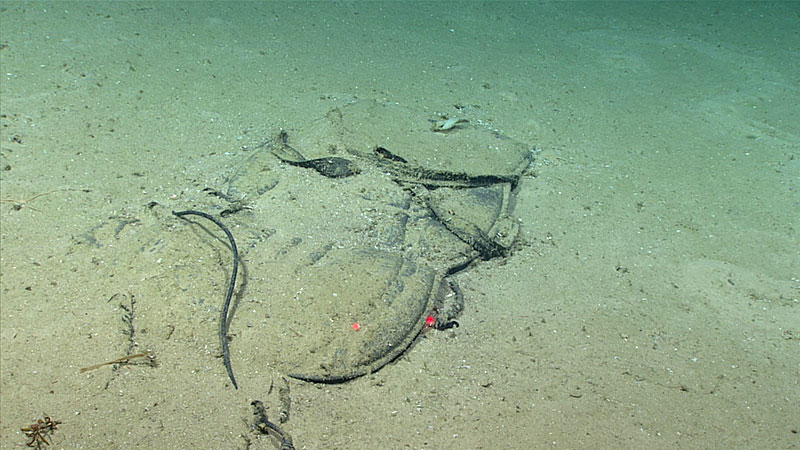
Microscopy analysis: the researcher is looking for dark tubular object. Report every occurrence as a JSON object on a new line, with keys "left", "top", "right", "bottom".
{"left": 172, "top": 209, "right": 239, "bottom": 389}
{"left": 252, "top": 400, "right": 296, "bottom": 449}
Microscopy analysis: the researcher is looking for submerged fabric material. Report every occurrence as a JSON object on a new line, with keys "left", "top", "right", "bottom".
{"left": 94, "top": 100, "right": 532, "bottom": 383}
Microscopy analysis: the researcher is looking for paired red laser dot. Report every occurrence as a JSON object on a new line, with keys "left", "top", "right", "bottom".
{"left": 354, "top": 314, "right": 437, "bottom": 332}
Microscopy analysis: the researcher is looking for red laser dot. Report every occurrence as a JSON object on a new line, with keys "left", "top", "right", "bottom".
{"left": 425, "top": 315, "right": 436, "bottom": 327}
{"left": 351, "top": 322, "right": 361, "bottom": 331}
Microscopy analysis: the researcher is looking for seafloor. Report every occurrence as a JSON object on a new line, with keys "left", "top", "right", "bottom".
{"left": 1, "top": 2, "right": 797, "bottom": 449}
